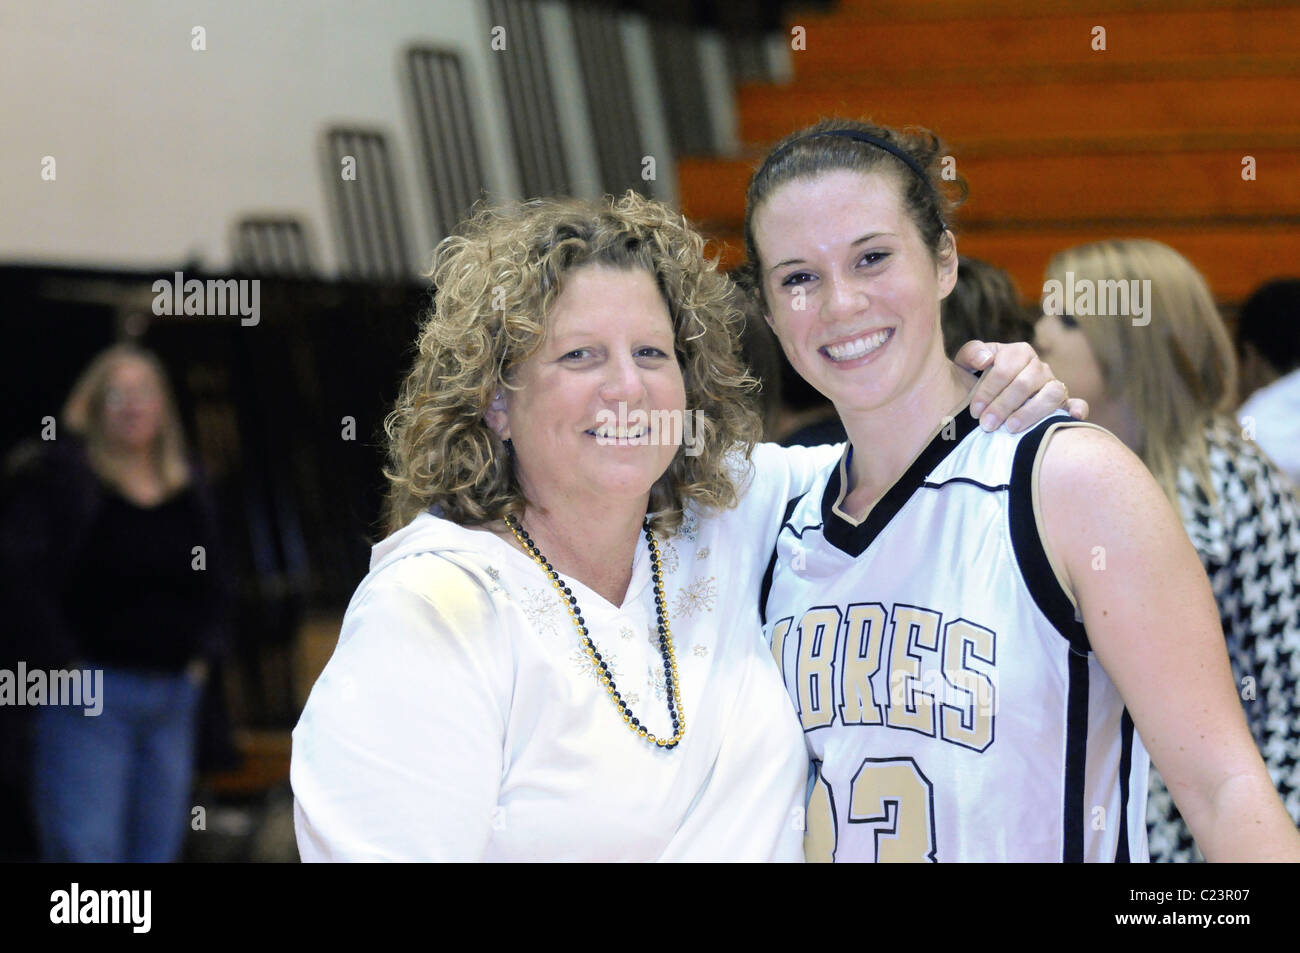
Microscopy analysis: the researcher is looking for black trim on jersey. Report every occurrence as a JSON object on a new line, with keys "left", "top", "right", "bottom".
{"left": 1064, "top": 651, "right": 1090, "bottom": 863}
{"left": 1115, "top": 709, "right": 1135, "bottom": 863}
{"left": 920, "top": 477, "right": 1010, "bottom": 493}
{"left": 1008, "top": 417, "right": 1090, "bottom": 655}
{"left": 822, "top": 409, "right": 982, "bottom": 557}
{"left": 759, "top": 495, "right": 803, "bottom": 626}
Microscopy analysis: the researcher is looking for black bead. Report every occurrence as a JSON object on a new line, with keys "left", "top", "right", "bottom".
{"left": 593, "top": 652, "right": 602, "bottom": 662}
{"left": 631, "top": 718, "right": 640, "bottom": 727}
{"left": 562, "top": 586, "right": 571, "bottom": 595}
{"left": 568, "top": 595, "right": 577, "bottom": 605}
{"left": 613, "top": 690, "right": 621, "bottom": 699}
{"left": 544, "top": 561, "right": 552, "bottom": 571}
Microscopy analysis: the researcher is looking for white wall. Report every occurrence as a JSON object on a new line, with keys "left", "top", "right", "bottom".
{"left": 0, "top": 0, "right": 679, "bottom": 276}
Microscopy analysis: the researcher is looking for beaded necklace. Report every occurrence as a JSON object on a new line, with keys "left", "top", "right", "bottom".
{"left": 504, "top": 513, "right": 684, "bottom": 749}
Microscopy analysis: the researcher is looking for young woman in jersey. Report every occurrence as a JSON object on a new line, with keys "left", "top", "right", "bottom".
{"left": 744, "top": 119, "right": 1300, "bottom": 862}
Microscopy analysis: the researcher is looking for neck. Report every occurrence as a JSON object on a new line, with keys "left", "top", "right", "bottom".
{"left": 838, "top": 358, "right": 974, "bottom": 509}
{"left": 97, "top": 442, "right": 160, "bottom": 482}
{"left": 514, "top": 493, "right": 648, "bottom": 607}
{"left": 1091, "top": 397, "right": 1143, "bottom": 455}
{"left": 102, "top": 437, "right": 156, "bottom": 468}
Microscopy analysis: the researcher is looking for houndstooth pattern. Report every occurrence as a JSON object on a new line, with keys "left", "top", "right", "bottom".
{"left": 1146, "top": 420, "right": 1300, "bottom": 862}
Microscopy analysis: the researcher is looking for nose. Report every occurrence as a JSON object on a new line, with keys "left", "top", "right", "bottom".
{"left": 1032, "top": 315, "right": 1054, "bottom": 350}
{"left": 822, "top": 271, "right": 868, "bottom": 323}
{"left": 598, "top": 351, "right": 649, "bottom": 405}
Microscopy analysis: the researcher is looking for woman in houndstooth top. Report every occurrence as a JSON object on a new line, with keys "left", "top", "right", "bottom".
{"left": 1036, "top": 239, "right": 1300, "bottom": 862}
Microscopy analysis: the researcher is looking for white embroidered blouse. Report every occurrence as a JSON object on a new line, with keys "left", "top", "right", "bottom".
{"left": 291, "top": 442, "right": 839, "bottom": 861}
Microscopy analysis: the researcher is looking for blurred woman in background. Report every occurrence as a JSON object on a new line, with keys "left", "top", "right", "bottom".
{"left": 1034, "top": 240, "right": 1300, "bottom": 861}
{"left": 0, "top": 344, "right": 230, "bottom": 861}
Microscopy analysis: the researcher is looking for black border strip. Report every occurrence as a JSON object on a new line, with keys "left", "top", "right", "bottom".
{"left": 1115, "top": 708, "right": 1135, "bottom": 863}
{"left": 1064, "top": 651, "right": 1090, "bottom": 863}
{"left": 1008, "top": 417, "right": 1090, "bottom": 654}
{"left": 823, "top": 410, "right": 981, "bottom": 558}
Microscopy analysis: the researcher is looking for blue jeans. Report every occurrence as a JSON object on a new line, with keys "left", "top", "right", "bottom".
{"left": 32, "top": 666, "right": 202, "bottom": 862}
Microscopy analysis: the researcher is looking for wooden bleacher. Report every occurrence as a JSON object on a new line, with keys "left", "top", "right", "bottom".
{"left": 679, "top": 0, "right": 1300, "bottom": 302}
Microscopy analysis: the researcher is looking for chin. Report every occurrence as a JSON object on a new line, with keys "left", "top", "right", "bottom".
{"left": 589, "top": 460, "right": 672, "bottom": 499}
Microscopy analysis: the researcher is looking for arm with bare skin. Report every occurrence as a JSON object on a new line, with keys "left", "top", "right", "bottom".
{"left": 1039, "top": 426, "right": 1300, "bottom": 861}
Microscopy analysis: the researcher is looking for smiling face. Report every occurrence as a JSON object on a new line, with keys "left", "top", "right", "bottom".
{"left": 102, "top": 357, "right": 166, "bottom": 452}
{"left": 486, "top": 264, "right": 687, "bottom": 513}
{"left": 753, "top": 169, "right": 957, "bottom": 415}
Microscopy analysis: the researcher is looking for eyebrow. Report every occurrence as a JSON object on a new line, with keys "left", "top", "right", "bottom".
{"left": 767, "top": 232, "right": 896, "bottom": 274}
{"left": 549, "top": 326, "right": 675, "bottom": 345}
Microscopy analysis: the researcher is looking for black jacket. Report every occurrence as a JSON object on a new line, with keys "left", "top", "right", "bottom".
{"left": 0, "top": 437, "right": 233, "bottom": 671}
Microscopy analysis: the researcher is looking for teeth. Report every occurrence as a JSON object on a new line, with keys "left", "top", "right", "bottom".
{"left": 824, "top": 329, "right": 892, "bottom": 361}
{"left": 588, "top": 426, "right": 647, "bottom": 439}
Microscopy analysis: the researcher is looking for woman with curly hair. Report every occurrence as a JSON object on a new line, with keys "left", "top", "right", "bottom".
{"left": 290, "top": 192, "right": 1076, "bottom": 861}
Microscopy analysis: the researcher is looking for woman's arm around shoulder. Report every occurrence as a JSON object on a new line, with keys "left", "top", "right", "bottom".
{"left": 1037, "top": 425, "right": 1300, "bottom": 861}
{"left": 291, "top": 553, "right": 513, "bottom": 861}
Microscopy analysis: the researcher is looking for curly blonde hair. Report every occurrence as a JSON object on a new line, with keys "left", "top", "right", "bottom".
{"left": 383, "top": 192, "right": 763, "bottom": 536}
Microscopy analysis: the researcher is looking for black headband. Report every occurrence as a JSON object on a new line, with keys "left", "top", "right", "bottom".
{"left": 761, "top": 129, "right": 931, "bottom": 186}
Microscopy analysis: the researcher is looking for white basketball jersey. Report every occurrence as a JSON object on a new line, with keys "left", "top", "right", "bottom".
{"left": 761, "top": 412, "right": 1150, "bottom": 862}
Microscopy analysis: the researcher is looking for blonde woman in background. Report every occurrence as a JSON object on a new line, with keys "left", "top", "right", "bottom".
{"left": 0, "top": 344, "right": 231, "bottom": 861}
{"left": 1034, "top": 240, "right": 1300, "bottom": 861}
